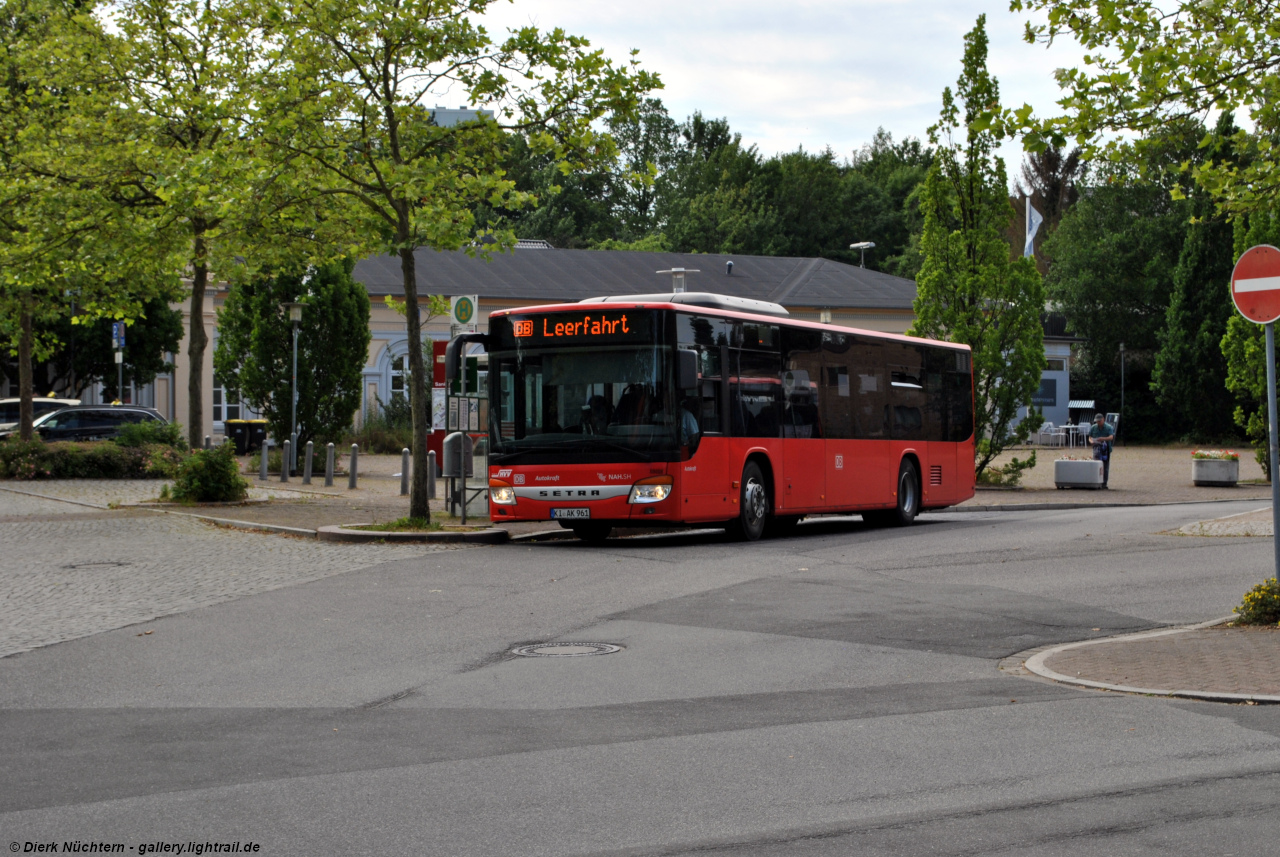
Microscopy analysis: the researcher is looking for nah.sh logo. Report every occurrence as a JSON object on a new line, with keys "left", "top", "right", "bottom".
{"left": 497, "top": 469, "right": 513, "bottom": 478}
{"left": 513, "top": 474, "right": 525, "bottom": 484}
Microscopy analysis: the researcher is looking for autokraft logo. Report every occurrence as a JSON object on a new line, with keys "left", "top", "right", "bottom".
{"left": 497, "top": 469, "right": 513, "bottom": 478}
{"left": 513, "top": 474, "right": 525, "bottom": 484}
{"left": 535, "top": 475, "right": 559, "bottom": 482}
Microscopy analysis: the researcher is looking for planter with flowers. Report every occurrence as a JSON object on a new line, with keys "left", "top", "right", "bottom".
{"left": 1054, "top": 454, "right": 1105, "bottom": 489}
{"left": 1191, "top": 449, "right": 1239, "bottom": 487}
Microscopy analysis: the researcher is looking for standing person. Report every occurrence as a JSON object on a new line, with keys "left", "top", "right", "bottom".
{"left": 1088, "top": 413, "right": 1116, "bottom": 488}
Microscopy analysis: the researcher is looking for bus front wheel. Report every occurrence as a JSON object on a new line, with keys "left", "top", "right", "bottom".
{"left": 727, "top": 462, "right": 769, "bottom": 541}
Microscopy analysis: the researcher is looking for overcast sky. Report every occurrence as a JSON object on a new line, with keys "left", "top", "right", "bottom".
{"left": 477, "top": 0, "right": 1087, "bottom": 178}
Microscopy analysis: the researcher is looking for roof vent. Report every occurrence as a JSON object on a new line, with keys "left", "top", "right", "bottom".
{"left": 515, "top": 239, "right": 554, "bottom": 250}
{"left": 726, "top": 260, "right": 733, "bottom": 275}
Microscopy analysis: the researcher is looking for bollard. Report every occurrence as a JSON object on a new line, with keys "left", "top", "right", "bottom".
{"left": 290, "top": 432, "right": 299, "bottom": 475}
{"left": 204, "top": 435, "right": 211, "bottom": 450}
{"left": 428, "top": 450, "right": 437, "bottom": 499}
{"left": 325, "top": 442, "right": 334, "bottom": 487}
{"left": 348, "top": 443, "right": 358, "bottom": 489}
{"left": 280, "top": 440, "right": 290, "bottom": 482}
{"left": 259, "top": 440, "right": 270, "bottom": 481}
{"left": 400, "top": 448, "right": 410, "bottom": 496}
{"left": 303, "top": 441, "right": 313, "bottom": 484}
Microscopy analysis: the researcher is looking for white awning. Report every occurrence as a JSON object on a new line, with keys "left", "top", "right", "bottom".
{"left": 1068, "top": 400, "right": 1095, "bottom": 409}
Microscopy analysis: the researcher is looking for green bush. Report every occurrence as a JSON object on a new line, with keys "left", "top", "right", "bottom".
{"left": 976, "top": 451, "right": 1037, "bottom": 487}
{"left": 1234, "top": 577, "right": 1280, "bottom": 626}
{"left": 115, "top": 421, "right": 188, "bottom": 450}
{"left": 171, "top": 443, "right": 249, "bottom": 502}
{"left": 343, "top": 398, "right": 414, "bottom": 454}
{"left": 0, "top": 438, "right": 185, "bottom": 479}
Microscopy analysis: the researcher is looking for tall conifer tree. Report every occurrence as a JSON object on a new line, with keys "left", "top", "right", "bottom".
{"left": 909, "top": 15, "right": 1045, "bottom": 477}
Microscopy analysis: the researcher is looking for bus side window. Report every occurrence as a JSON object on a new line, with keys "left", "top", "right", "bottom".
{"left": 733, "top": 349, "right": 781, "bottom": 438}
{"left": 842, "top": 336, "right": 886, "bottom": 439}
{"left": 887, "top": 343, "right": 926, "bottom": 441}
{"left": 696, "top": 347, "right": 723, "bottom": 434}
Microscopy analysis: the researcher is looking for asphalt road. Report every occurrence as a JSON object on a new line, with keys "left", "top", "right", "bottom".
{"left": 2, "top": 500, "right": 1278, "bottom": 856}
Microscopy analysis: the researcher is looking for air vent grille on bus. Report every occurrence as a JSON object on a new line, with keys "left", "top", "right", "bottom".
{"left": 930, "top": 465, "right": 943, "bottom": 486}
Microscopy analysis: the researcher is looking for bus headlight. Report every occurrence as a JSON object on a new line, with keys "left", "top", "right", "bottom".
{"left": 628, "top": 476, "right": 673, "bottom": 504}
{"left": 489, "top": 479, "right": 516, "bottom": 505}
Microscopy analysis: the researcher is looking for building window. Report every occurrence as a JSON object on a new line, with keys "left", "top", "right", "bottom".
{"left": 390, "top": 355, "right": 409, "bottom": 403}
{"left": 213, "top": 386, "right": 241, "bottom": 423}
{"left": 1046, "top": 359, "right": 1066, "bottom": 372}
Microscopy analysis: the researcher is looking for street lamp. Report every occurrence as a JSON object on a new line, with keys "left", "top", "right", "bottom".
{"left": 849, "top": 241, "right": 875, "bottom": 268}
{"left": 283, "top": 301, "right": 305, "bottom": 473}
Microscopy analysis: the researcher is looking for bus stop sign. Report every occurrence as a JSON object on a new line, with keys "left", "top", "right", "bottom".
{"left": 1232, "top": 244, "right": 1280, "bottom": 324}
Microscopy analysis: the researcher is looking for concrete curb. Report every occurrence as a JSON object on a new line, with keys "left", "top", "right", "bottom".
{"left": 316, "top": 523, "right": 508, "bottom": 544}
{"left": 508, "top": 528, "right": 577, "bottom": 543}
{"left": 1020, "top": 616, "right": 1280, "bottom": 703}
{"left": 149, "top": 508, "right": 318, "bottom": 539}
{"left": 943, "top": 497, "right": 1272, "bottom": 513}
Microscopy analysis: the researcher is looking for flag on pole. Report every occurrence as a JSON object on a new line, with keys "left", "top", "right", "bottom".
{"left": 1024, "top": 199, "right": 1044, "bottom": 258}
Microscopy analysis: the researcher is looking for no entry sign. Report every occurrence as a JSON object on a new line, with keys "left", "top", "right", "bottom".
{"left": 1232, "top": 244, "right": 1280, "bottom": 324}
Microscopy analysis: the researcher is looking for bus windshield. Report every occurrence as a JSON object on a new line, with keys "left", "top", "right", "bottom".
{"left": 486, "top": 310, "right": 680, "bottom": 463}
{"left": 489, "top": 344, "right": 677, "bottom": 460}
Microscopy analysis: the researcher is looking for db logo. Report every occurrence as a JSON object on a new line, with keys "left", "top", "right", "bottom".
{"left": 513, "top": 474, "right": 525, "bottom": 484}
{"left": 835, "top": 455, "right": 844, "bottom": 470}
{"left": 513, "top": 320, "right": 533, "bottom": 337}
{"left": 497, "top": 469, "right": 513, "bottom": 478}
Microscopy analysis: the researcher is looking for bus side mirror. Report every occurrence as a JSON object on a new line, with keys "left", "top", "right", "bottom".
{"left": 445, "top": 333, "right": 489, "bottom": 383}
{"left": 677, "top": 349, "right": 698, "bottom": 390}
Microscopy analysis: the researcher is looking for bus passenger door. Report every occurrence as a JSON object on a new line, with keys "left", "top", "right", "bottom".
{"left": 681, "top": 347, "right": 731, "bottom": 521}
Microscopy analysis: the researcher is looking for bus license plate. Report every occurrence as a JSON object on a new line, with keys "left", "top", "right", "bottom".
{"left": 551, "top": 508, "right": 590, "bottom": 519}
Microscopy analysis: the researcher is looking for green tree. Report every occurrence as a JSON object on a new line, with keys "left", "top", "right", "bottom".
{"left": 908, "top": 15, "right": 1045, "bottom": 477}
{"left": 1011, "top": 0, "right": 1280, "bottom": 218}
{"left": 1223, "top": 211, "right": 1280, "bottom": 474}
{"left": 1151, "top": 116, "right": 1243, "bottom": 441}
{"left": 12, "top": 297, "right": 184, "bottom": 399}
{"left": 267, "top": 0, "right": 657, "bottom": 519}
{"left": 1, "top": 0, "right": 183, "bottom": 439}
{"left": 213, "top": 260, "right": 371, "bottom": 453}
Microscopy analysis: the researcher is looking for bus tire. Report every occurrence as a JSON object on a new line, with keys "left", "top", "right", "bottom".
{"left": 727, "top": 461, "right": 769, "bottom": 541}
{"left": 889, "top": 459, "right": 920, "bottom": 526}
{"left": 572, "top": 522, "right": 612, "bottom": 544}
{"left": 863, "top": 460, "right": 920, "bottom": 527}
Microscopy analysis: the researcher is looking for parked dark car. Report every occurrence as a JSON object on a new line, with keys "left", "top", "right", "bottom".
{"left": 0, "top": 397, "right": 81, "bottom": 431}
{"left": 0, "top": 405, "right": 166, "bottom": 442}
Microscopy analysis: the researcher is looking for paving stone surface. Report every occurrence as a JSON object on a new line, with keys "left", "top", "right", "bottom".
{"left": 0, "top": 493, "right": 454, "bottom": 659}
{"left": 1044, "top": 626, "right": 1280, "bottom": 696}
{"left": 971, "top": 446, "right": 1269, "bottom": 506}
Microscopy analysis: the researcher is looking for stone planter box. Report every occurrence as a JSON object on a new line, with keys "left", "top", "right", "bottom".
{"left": 1055, "top": 459, "right": 1105, "bottom": 489}
{"left": 1192, "top": 458, "right": 1239, "bottom": 487}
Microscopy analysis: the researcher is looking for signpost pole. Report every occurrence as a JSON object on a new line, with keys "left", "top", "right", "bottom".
{"left": 1231, "top": 245, "right": 1280, "bottom": 581}
{"left": 1267, "top": 323, "right": 1280, "bottom": 577}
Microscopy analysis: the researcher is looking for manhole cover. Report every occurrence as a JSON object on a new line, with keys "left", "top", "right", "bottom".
{"left": 510, "top": 642, "right": 623, "bottom": 658}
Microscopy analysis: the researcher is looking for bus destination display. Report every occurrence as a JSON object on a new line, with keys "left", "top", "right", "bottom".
{"left": 497, "top": 310, "right": 655, "bottom": 346}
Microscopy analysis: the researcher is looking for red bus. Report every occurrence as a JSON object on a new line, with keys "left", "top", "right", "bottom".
{"left": 453, "top": 292, "right": 975, "bottom": 542}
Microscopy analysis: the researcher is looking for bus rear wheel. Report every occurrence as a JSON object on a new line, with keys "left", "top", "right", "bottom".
{"left": 864, "top": 460, "right": 920, "bottom": 528}
{"left": 571, "top": 522, "right": 613, "bottom": 544}
{"left": 726, "top": 461, "right": 769, "bottom": 541}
